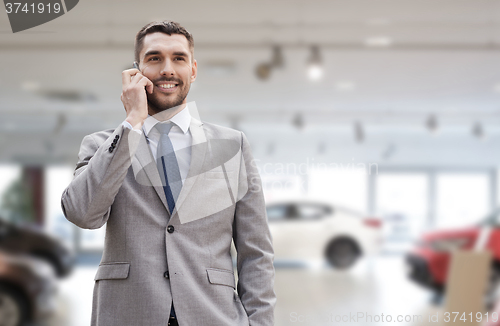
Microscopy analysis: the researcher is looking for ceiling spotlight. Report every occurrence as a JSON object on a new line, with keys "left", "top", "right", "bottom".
{"left": 271, "top": 45, "right": 284, "bottom": 69}
{"left": 307, "top": 45, "right": 323, "bottom": 81}
{"left": 255, "top": 62, "right": 272, "bottom": 81}
{"left": 292, "top": 113, "right": 305, "bottom": 130}
{"left": 354, "top": 121, "right": 365, "bottom": 143}
{"left": 426, "top": 114, "right": 439, "bottom": 134}
{"left": 472, "top": 122, "right": 486, "bottom": 140}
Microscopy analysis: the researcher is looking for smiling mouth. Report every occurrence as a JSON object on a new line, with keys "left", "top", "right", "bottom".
{"left": 156, "top": 83, "right": 179, "bottom": 92}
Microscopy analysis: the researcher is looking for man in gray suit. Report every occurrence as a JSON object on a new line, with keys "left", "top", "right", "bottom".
{"left": 61, "top": 21, "right": 276, "bottom": 326}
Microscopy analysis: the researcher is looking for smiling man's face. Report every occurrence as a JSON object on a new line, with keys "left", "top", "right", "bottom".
{"left": 139, "top": 32, "right": 197, "bottom": 114}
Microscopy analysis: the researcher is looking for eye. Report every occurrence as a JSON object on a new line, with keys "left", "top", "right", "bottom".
{"left": 148, "top": 57, "right": 160, "bottom": 61}
{"left": 174, "top": 57, "right": 185, "bottom": 61}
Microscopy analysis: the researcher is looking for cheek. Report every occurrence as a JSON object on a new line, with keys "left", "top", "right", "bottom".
{"left": 141, "top": 65, "right": 157, "bottom": 79}
{"left": 179, "top": 66, "right": 193, "bottom": 78}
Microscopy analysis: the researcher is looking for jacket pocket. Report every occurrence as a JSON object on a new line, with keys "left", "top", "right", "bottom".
{"left": 206, "top": 268, "right": 236, "bottom": 289}
{"left": 94, "top": 262, "right": 130, "bottom": 281}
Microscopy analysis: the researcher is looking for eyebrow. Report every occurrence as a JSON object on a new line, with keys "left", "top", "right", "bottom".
{"left": 143, "top": 50, "right": 161, "bottom": 58}
{"left": 172, "top": 51, "right": 189, "bottom": 58}
{"left": 143, "top": 50, "right": 189, "bottom": 59}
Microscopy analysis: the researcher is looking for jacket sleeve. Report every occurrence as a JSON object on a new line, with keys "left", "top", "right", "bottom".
{"left": 232, "top": 131, "right": 276, "bottom": 326}
{"left": 61, "top": 124, "right": 139, "bottom": 229}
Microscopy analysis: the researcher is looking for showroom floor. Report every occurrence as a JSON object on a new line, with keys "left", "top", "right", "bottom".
{"left": 44, "top": 255, "right": 436, "bottom": 326}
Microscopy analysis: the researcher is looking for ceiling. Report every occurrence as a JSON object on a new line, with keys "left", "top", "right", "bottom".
{"left": 1, "top": 0, "right": 500, "bottom": 167}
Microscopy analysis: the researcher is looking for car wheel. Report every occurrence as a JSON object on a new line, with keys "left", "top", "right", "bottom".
{"left": 31, "top": 252, "right": 62, "bottom": 278}
{"left": 325, "top": 237, "right": 360, "bottom": 269}
{"left": 0, "top": 285, "right": 29, "bottom": 326}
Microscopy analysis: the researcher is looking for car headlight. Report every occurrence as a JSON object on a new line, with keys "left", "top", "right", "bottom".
{"left": 430, "top": 238, "right": 469, "bottom": 252}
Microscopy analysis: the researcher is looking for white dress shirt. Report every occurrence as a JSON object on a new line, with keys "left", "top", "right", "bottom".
{"left": 122, "top": 106, "right": 192, "bottom": 185}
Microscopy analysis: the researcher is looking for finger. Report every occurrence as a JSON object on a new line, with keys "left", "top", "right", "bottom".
{"left": 137, "top": 76, "right": 154, "bottom": 94}
{"left": 129, "top": 72, "right": 145, "bottom": 87}
{"left": 122, "top": 68, "right": 140, "bottom": 88}
{"left": 141, "top": 77, "right": 154, "bottom": 94}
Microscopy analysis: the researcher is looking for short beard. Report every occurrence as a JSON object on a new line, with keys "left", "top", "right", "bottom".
{"left": 147, "top": 83, "right": 190, "bottom": 114}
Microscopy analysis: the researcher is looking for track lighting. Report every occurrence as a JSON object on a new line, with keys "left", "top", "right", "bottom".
{"left": 307, "top": 45, "right": 323, "bottom": 81}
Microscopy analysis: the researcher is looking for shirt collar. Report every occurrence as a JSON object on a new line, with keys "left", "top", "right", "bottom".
{"left": 143, "top": 105, "right": 191, "bottom": 136}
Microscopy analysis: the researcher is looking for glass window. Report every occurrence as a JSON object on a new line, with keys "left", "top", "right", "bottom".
{"left": 0, "top": 165, "right": 22, "bottom": 221}
{"left": 308, "top": 167, "right": 367, "bottom": 212}
{"left": 376, "top": 173, "right": 428, "bottom": 241}
{"left": 436, "top": 173, "right": 490, "bottom": 229}
{"left": 261, "top": 174, "right": 303, "bottom": 202}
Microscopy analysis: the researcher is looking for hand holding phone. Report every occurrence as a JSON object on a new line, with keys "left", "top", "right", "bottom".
{"left": 120, "top": 61, "right": 154, "bottom": 129}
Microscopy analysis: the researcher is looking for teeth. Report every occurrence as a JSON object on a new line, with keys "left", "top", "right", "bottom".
{"left": 158, "top": 84, "right": 177, "bottom": 89}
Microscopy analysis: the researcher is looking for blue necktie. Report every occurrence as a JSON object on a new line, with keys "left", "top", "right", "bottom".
{"left": 154, "top": 122, "right": 180, "bottom": 319}
{"left": 155, "top": 122, "right": 183, "bottom": 215}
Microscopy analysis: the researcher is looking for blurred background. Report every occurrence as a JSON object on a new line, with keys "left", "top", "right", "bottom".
{"left": 1, "top": 0, "right": 500, "bottom": 325}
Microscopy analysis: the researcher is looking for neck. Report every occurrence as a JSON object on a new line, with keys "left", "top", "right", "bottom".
{"left": 149, "top": 103, "right": 187, "bottom": 121}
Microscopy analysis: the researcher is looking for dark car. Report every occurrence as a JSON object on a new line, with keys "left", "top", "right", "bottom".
{"left": 0, "top": 218, "right": 74, "bottom": 278}
{"left": 0, "top": 250, "right": 57, "bottom": 326}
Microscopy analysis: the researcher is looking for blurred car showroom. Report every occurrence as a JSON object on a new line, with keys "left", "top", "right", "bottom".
{"left": 2, "top": 0, "right": 500, "bottom": 325}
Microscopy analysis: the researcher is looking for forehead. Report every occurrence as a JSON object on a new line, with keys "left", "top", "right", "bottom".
{"left": 140, "top": 32, "right": 191, "bottom": 59}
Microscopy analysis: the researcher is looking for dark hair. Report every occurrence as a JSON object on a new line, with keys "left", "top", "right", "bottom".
{"left": 134, "top": 21, "right": 194, "bottom": 64}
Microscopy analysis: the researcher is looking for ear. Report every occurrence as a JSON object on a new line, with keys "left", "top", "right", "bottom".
{"left": 191, "top": 59, "right": 197, "bottom": 83}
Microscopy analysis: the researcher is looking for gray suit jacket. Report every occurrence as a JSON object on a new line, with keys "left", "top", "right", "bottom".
{"left": 61, "top": 117, "right": 276, "bottom": 326}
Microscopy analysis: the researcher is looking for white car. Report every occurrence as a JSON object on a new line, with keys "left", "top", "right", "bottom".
{"left": 266, "top": 201, "right": 383, "bottom": 269}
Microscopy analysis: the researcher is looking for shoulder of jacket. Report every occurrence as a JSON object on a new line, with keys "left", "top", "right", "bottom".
{"left": 201, "top": 121, "right": 243, "bottom": 141}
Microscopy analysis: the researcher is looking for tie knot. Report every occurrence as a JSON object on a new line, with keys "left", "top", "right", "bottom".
{"left": 155, "top": 122, "right": 174, "bottom": 135}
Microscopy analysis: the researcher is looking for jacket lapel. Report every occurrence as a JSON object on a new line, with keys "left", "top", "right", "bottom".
{"left": 132, "top": 117, "right": 207, "bottom": 218}
{"left": 173, "top": 118, "right": 207, "bottom": 215}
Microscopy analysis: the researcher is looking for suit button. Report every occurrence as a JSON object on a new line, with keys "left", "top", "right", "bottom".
{"left": 115, "top": 135, "right": 119, "bottom": 140}
{"left": 164, "top": 271, "right": 169, "bottom": 279}
{"left": 109, "top": 147, "right": 114, "bottom": 153}
{"left": 167, "top": 225, "right": 175, "bottom": 233}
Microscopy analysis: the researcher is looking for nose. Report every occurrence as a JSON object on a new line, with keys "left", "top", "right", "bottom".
{"left": 160, "top": 59, "right": 175, "bottom": 76}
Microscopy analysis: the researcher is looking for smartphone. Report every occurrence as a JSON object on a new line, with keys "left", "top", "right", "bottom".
{"left": 133, "top": 62, "right": 140, "bottom": 70}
